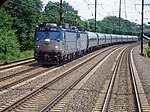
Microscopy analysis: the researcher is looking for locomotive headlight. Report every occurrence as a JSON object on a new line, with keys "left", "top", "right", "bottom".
{"left": 55, "top": 46, "right": 58, "bottom": 49}
{"left": 37, "top": 45, "right": 40, "bottom": 48}
{"left": 45, "top": 38, "right": 50, "bottom": 42}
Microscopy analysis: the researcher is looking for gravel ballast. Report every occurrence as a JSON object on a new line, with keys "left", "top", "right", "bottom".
{"left": 133, "top": 45, "right": 150, "bottom": 106}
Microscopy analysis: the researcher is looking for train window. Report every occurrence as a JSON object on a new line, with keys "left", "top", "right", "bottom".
{"left": 50, "top": 27, "right": 58, "bottom": 31}
{"left": 39, "top": 27, "right": 58, "bottom": 32}
{"left": 39, "top": 27, "right": 45, "bottom": 31}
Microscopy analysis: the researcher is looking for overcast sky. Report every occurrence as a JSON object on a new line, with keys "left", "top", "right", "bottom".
{"left": 42, "top": 0, "right": 150, "bottom": 24}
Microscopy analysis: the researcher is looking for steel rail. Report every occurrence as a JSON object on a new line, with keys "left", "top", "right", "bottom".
{"left": 101, "top": 47, "right": 126, "bottom": 112}
{"left": 0, "top": 57, "right": 34, "bottom": 66}
{"left": 0, "top": 58, "right": 35, "bottom": 71}
{"left": 0, "top": 66, "right": 40, "bottom": 82}
{"left": 128, "top": 52, "right": 142, "bottom": 112}
{"left": 0, "top": 66, "right": 54, "bottom": 92}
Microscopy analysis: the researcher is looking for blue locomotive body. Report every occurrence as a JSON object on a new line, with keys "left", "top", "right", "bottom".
{"left": 34, "top": 23, "right": 88, "bottom": 64}
{"left": 34, "top": 22, "right": 138, "bottom": 64}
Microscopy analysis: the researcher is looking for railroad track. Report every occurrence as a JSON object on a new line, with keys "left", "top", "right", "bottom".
{"left": 0, "top": 66, "right": 57, "bottom": 92}
{"left": 0, "top": 46, "right": 117, "bottom": 93}
{"left": 0, "top": 57, "right": 35, "bottom": 71}
{"left": 92, "top": 45, "right": 143, "bottom": 112}
{"left": 0, "top": 66, "right": 40, "bottom": 82}
{"left": 0, "top": 46, "right": 121, "bottom": 112}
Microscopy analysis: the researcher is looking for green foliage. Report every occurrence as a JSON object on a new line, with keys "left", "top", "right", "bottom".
{"left": 44, "top": 1, "right": 59, "bottom": 22}
{"left": 0, "top": 29, "right": 21, "bottom": 63}
{"left": 0, "top": 0, "right": 41, "bottom": 63}
{"left": 19, "top": 50, "right": 34, "bottom": 58}
{"left": 88, "top": 19, "right": 96, "bottom": 32}
{"left": 145, "top": 47, "right": 150, "bottom": 58}
{"left": 0, "top": 9, "right": 20, "bottom": 60}
{"left": 0, "top": 8, "right": 13, "bottom": 29}
{"left": 0, "top": 50, "right": 34, "bottom": 64}
{"left": 3, "top": 0, "right": 43, "bottom": 51}
{"left": 98, "top": 16, "right": 139, "bottom": 35}
{"left": 44, "top": 1, "right": 79, "bottom": 25}
{"left": 0, "top": 28, "right": 20, "bottom": 55}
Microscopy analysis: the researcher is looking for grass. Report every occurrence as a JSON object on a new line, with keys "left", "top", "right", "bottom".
{"left": 0, "top": 50, "right": 34, "bottom": 64}
{"left": 145, "top": 47, "right": 150, "bottom": 58}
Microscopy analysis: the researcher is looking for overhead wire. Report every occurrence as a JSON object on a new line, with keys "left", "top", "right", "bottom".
{"left": 83, "top": 0, "right": 94, "bottom": 17}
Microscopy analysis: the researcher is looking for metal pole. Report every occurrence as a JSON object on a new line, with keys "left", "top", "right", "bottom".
{"left": 60, "top": 0, "right": 63, "bottom": 25}
{"left": 95, "top": 0, "right": 97, "bottom": 32}
{"left": 141, "top": 0, "right": 144, "bottom": 55}
{"left": 119, "top": 0, "right": 121, "bottom": 35}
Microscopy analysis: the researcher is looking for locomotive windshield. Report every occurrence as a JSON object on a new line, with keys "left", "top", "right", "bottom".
{"left": 35, "top": 24, "right": 62, "bottom": 40}
{"left": 38, "top": 22, "right": 58, "bottom": 32}
{"left": 38, "top": 26, "right": 58, "bottom": 32}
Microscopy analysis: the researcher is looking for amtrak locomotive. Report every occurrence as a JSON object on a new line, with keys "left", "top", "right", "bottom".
{"left": 34, "top": 22, "right": 138, "bottom": 64}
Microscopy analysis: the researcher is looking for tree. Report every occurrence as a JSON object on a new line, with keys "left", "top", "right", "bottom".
{"left": 2, "top": 0, "right": 43, "bottom": 51}
{"left": 99, "top": 16, "right": 139, "bottom": 35}
{"left": 44, "top": 1, "right": 79, "bottom": 25}
{"left": 88, "top": 19, "right": 95, "bottom": 32}
{"left": 0, "top": 9, "right": 20, "bottom": 60}
{"left": 0, "top": 29, "right": 20, "bottom": 55}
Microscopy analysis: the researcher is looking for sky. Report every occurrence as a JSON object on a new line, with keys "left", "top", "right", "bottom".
{"left": 42, "top": 0, "right": 150, "bottom": 24}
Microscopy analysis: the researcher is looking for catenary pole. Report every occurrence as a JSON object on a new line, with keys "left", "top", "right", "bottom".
{"left": 141, "top": 0, "right": 144, "bottom": 55}
{"left": 119, "top": 0, "right": 121, "bottom": 35}
{"left": 95, "top": 0, "right": 97, "bottom": 32}
{"left": 60, "top": 0, "right": 63, "bottom": 26}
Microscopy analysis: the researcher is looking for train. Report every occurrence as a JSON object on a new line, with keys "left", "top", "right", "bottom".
{"left": 34, "top": 22, "right": 138, "bottom": 64}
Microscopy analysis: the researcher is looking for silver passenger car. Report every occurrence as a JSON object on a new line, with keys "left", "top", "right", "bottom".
{"left": 105, "top": 34, "right": 112, "bottom": 44}
{"left": 78, "top": 31, "right": 88, "bottom": 52}
{"left": 87, "top": 32, "right": 98, "bottom": 49}
{"left": 97, "top": 33, "right": 105, "bottom": 45}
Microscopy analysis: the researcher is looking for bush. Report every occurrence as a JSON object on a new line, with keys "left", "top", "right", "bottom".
{"left": 20, "top": 50, "right": 34, "bottom": 58}
{"left": 145, "top": 47, "right": 150, "bottom": 58}
{"left": 0, "top": 50, "right": 34, "bottom": 64}
{"left": 0, "top": 53, "right": 18, "bottom": 63}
